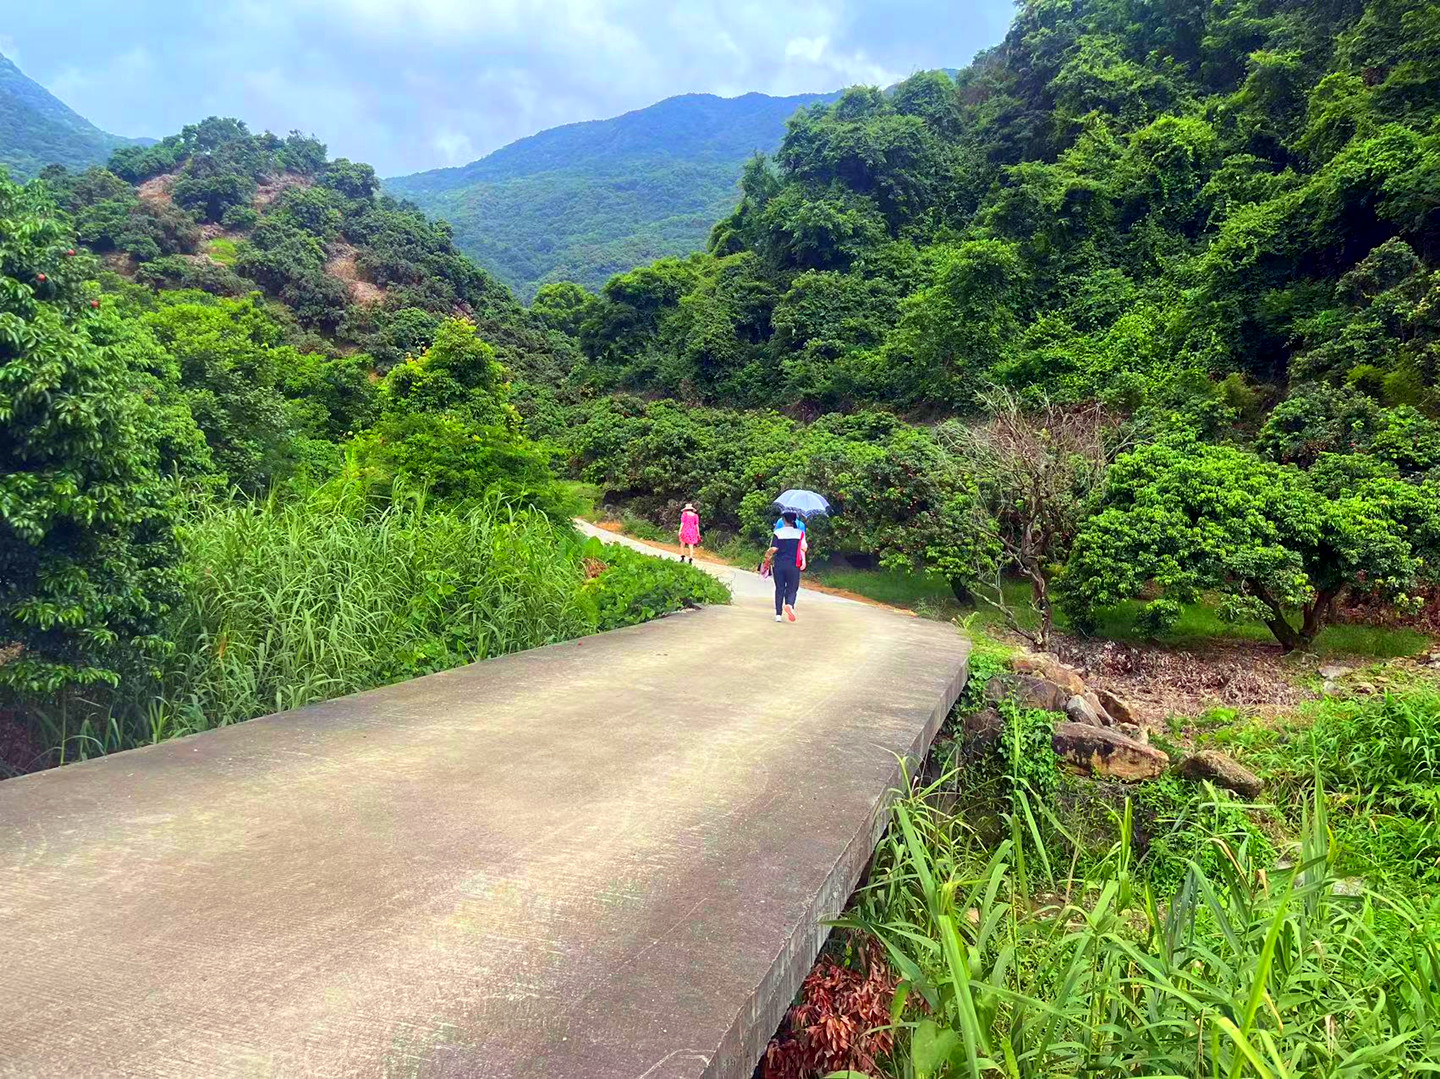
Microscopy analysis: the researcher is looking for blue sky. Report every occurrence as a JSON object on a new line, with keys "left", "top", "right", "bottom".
{"left": 5, "top": 1, "right": 1014, "bottom": 176}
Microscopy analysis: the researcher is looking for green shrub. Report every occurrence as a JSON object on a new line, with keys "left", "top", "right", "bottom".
{"left": 580, "top": 539, "right": 730, "bottom": 630}
{"left": 1063, "top": 440, "right": 1440, "bottom": 651}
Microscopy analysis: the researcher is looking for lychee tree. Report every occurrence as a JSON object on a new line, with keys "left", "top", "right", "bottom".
{"left": 1060, "top": 440, "right": 1440, "bottom": 651}
{"left": 0, "top": 172, "right": 178, "bottom": 705}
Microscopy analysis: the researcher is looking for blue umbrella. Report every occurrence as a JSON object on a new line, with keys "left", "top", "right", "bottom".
{"left": 771, "top": 488, "right": 832, "bottom": 519}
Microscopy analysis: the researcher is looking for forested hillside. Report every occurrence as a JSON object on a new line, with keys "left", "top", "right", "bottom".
{"left": 386, "top": 91, "right": 839, "bottom": 297}
{"left": 530, "top": 0, "right": 1440, "bottom": 652}
{"left": 0, "top": 53, "right": 149, "bottom": 179}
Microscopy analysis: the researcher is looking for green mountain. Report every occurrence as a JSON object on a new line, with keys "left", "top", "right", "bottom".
{"left": 0, "top": 53, "right": 149, "bottom": 180}
{"left": 385, "top": 90, "right": 840, "bottom": 298}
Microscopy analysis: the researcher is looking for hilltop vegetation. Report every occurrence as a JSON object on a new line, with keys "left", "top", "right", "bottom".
{"left": 534, "top": 0, "right": 1440, "bottom": 653}
{"left": 386, "top": 91, "right": 839, "bottom": 297}
{"left": 0, "top": 53, "right": 148, "bottom": 180}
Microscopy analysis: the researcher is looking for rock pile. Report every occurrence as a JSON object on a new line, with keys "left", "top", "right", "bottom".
{"left": 981, "top": 650, "right": 1262, "bottom": 796}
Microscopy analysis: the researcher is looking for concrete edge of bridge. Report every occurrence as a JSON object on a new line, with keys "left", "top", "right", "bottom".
{"left": 704, "top": 647, "right": 972, "bottom": 1079}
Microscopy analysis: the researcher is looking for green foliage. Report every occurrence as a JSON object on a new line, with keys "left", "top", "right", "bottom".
{"left": 380, "top": 318, "right": 515, "bottom": 429}
{"left": 530, "top": 281, "right": 595, "bottom": 336}
{"left": 844, "top": 782, "right": 1440, "bottom": 1077}
{"left": 1063, "top": 440, "right": 1440, "bottom": 649}
{"left": 1231, "top": 688, "right": 1440, "bottom": 883}
{"left": 0, "top": 175, "right": 178, "bottom": 698}
{"left": 140, "top": 293, "right": 304, "bottom": 492}
{"left": 997, "top": 699, "right": 1061, "bottom": 800}
{"left": 1134, "top": 773, "right": 1275, "bottom": 894}
{"left": 579, "top": 538, "right": 730, "bottom": 630}
{"left": 353, "top": 413, "right": 564, "bottom": 513}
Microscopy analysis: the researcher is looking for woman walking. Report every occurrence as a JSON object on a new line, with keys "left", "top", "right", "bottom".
{"left": 766, "top": 512, "right": 805, "bottom": 622}
{"left": 677, "top": 503, "right": 701, "bottom": 564}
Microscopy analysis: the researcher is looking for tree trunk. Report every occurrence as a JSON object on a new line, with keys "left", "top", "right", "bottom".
{"left": 948, "top": 577, "right": 973, "bottom": 604}
{"left": 1255, "top": 586, "right": 1304, "bottom": 652}
{"left": 1030, "top": 573, "right": 1052, "bottom": 651}
{"left": 1298, "top": 588, "right": 1341, "bottom": 649}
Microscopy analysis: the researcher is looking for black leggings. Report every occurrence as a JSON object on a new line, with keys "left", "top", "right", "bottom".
{"left": 773, "top": 561, "right": 800, "bottom": 614}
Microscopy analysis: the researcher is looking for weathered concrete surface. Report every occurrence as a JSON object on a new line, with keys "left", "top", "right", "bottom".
{"left": 0, "top": 530, "right": 968, "bottom": 1078}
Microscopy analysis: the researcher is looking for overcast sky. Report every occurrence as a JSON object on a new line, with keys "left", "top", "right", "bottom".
{"left": 5, "top": 1, "right": 1014, "bottom": 177}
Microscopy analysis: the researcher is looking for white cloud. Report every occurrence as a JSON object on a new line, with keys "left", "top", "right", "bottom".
{"left": 4, "top": 0, "right": 1006, "bottom": 173}
{"left": 431, "top": 128, "right": 476, "bottom": 164}
{"left": 785, "top": 35, "right": 829, "bottom": 64}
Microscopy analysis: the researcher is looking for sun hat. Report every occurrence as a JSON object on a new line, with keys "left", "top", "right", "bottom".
{"left": 683, "top": 502, "right": 695, "bottom": 510}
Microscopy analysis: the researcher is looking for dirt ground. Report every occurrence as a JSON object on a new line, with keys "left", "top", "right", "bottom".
{"left": 1047, "top": 634, "right": 1312, "bottom": 724}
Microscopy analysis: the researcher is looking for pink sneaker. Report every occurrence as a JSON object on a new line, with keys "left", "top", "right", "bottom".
{"left": 784, "top": 603, "right": 796, "bottom": 622}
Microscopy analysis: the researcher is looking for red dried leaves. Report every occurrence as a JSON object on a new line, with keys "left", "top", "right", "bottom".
{"left": 762, "top": 939, "right": 898, "bottom": 1079}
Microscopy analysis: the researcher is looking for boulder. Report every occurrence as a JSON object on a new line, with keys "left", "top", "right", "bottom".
{"left": 1176, "top": 750, "right": 1263, "bottom": 799}
{"left": 985, "top": 674, "right": 1069, "bottom": 713}
{"left": 1093, "top": 687, "right": 1135, "bottom": 725}
{"left": 1052, "top": 722, "right": 1168, "bottom": 782}
{"left": 1115, "top": 722, "right": 1149, "bottom": 744}
{"left": 1013, "top": 675, "right": 1070, "bottom": 712}
{"left": 1012, "top": 652, "right": 1060, "bottom": 675}
{"left": 1045, "top": 666, "right": 1087, "bottom": 697}
{"left": 1065, "top": 694, "right": 1104, "bottom": 727}
{"left": 1013, "top": 653, "right": 1086, "bottom": 696}
{"left": 1318, "top": 662, "right": 1355, "bottom": 680}
{"left": 961, "top": 706, "right": 1005, "bottom": 754}
{"left": 1081, "top": 690, "right": 1114, "bottom": 726}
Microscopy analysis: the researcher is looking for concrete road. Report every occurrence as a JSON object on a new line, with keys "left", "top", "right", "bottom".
{"left": 0, "top": 529, "right": 969, "bottom": 1078}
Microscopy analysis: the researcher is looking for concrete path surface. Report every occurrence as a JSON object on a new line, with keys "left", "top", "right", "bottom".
{"left": 0, "top": 528, "right": 969, "bottom": 1078}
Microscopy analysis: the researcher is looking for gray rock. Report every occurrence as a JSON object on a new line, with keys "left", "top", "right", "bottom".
{"left": 1013, "top": 675, "right": 1070, "bottom": 712}
{"left": 962, "top": 706, "right": 1005, "bottom": 754}
{"left": 1177, "top": 750, "right": 1264, "bottom": 799}
{"left": 1318, "top": 663, "right": 1355, "bottom": 680}
{"left": 1052, "top": 722, "right": 1169, "bottom": 782}
{"left": 1065, "top": 694, "right": 1104, "bottom": 726}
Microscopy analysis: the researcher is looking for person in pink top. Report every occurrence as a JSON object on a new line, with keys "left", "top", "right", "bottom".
{"left": 677, "top": 503, "right": 701, "bottom": 564}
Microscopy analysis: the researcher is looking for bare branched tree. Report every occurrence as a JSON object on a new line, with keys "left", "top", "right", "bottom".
{"left": 940, "top": 387, "right": 1123, "bottom": 650}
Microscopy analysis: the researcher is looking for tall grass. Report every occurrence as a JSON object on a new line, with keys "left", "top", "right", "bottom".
{"left": 156, "top": 485, "right": 591, "bottom": 736}
{"left": 843, "top": 775, "right": 1440, "bottom": 1077}
{"left": 1212, "top": 688, "right": 1440, "bottom": 884}
{"left": 31, "top": 482, "right": 727, "bottom": 764}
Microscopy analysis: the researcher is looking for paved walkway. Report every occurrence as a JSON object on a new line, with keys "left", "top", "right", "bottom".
{"left": 0, "top": 529, "right": 969, "bottom": 1078}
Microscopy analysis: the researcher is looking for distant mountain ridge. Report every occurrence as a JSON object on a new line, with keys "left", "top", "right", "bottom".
{"left": 386, "top": 89, "right": 841, "bottom": 297}
{"left": 0, "top": 53, "right": 150, "bottom": 180}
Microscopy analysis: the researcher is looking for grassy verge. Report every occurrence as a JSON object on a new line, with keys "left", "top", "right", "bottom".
{"left": 773, "top": 678, "right": 1440, "bottom": 1077}
{"left": 31, "top": 483, "right": 728, "bottom": 768}
{"left": 803, "top": 563, "right": 1430, "bottom": 659}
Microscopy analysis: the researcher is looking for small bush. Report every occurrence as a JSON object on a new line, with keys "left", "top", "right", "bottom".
{"left": 580, "top": 539, "right": 730, "bottom": 630}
